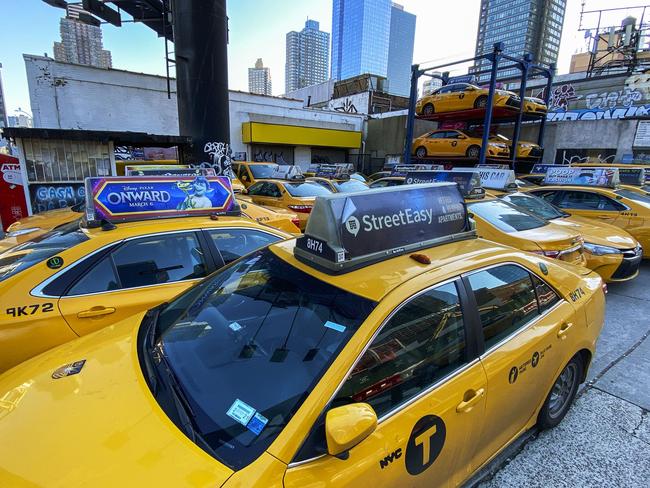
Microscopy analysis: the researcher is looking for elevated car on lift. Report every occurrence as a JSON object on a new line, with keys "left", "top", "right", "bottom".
{"left": 412, "top": 129, "right": 510, "bottom": 160}
{"left": 415, "top": 82, "right": 520, "bottom": 116}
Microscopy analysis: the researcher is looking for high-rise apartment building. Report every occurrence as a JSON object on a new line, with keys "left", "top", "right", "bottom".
{"left": 386, "top": 4, "right": 416, "bottom": 96}
{"left": 285, "top": 20, "right": 330, "bottom": 93}
{"left": 248, "top": 58, "right": 272, "bottom": 96}
{"left": 53, "top": 3, "right": 112, "bottom": 68}
{"left": 473, "top": 0, "right": 566, "bottom": 79}
{"left": 331, "top": 0, "right": 415, "bottom": 96}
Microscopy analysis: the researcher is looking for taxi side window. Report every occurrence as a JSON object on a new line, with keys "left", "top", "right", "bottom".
{"left": 560, "top": 191, "right": 626, "bottom": 211}
{"left": 468, "top": 264, "right": 540, "bottom": 350}
{"left": 66, "top": 233, "right": 206, "bottom": 295}
{"left": 332, "top": 281, "right": 467, "bottom": 418}
{"left": 531, "top": 274, "right": 560, "bottom": 313}
{"left": 208, "top": 229, "right": 282, "bottom": 265}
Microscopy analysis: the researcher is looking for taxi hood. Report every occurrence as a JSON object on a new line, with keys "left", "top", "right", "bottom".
{"left": 0, "top": 314, "right": 234, "bottom": 487}
{"left": 513, "top": 222, "right": 583, "bottom": 252}
{"left": 551, "top": 215, "right": 638, "bottom": 249}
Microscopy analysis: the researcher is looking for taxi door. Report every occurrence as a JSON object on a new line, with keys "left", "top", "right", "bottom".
{"left": 551, "top": 190, "right": 627, "bottom": 226}
{"left": 57, "top": 231, "right": 209, "bottom": 337}
{"left": 284, "top": 280, "right": 488, "bottom": 488}
{"left": 463, "top": 264, "right": 578, "bottom": 468}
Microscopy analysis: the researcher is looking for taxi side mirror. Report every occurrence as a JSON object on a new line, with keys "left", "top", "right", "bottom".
{"left": 325, "top": 403, "right": 377, "bottom": 459}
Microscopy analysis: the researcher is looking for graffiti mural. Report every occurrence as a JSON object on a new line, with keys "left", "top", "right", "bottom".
{"left": 29, "top": 183, "right": 85, "bottom": 213}
{"left": 533, "top": 73, "right": 650, "bottom": 122}
{"left": 555, "top": 149, "right": 617, "bottom": 165}
{"left": 196, "top": 141, "right": 233, "bottom": 178}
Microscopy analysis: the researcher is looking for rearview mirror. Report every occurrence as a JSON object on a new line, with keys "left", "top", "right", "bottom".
{"left": 325, "top": 403, "right": 377, "bottom": 459}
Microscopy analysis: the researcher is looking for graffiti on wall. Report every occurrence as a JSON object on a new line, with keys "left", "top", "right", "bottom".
{"left": 254, "top": 149, "right": 289, "bottom": 164}
{"left": 535, "top": 73, "right": 650, "bottom": 122}
{"left": 29, "top": 183, "right": 85, "bottom": 213}
{"left": 555, "top": 149, "right": 617, "bottom": 165}
{"left": 333, "top": 98, "right": 358, "bottom": 113}
{"left": 200, "top": 141, "right": 233, "bottom": 177}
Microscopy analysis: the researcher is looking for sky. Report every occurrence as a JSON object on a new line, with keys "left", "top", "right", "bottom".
{"left": 1, "top": 0, "right": 649, "bottom": 117}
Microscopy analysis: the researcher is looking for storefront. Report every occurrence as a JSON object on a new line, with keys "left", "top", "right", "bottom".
{"left": 2, "top": 127, "right": 189, "bottom": 215}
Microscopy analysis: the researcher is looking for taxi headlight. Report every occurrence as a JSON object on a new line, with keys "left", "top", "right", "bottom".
{"left": 6, "top": 227, "right": 41, "bottom": 237}
{"left": 583, "top": 242, "right": 622, "bottom": 256}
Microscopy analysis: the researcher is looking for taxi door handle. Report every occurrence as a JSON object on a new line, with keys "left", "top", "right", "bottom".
{"left": 557, "top": 321, "right": 573, "bottom": 339}
{"left": 596, "top": 215, "right": 610, "bottom": 219}
{"left": 77, "top": 307, "right": 116, "bottom": 319}
{"left": 456, "top": 388, "right": 485, "bottom": 413}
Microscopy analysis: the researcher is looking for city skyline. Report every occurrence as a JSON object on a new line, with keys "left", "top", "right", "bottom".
{"left": 1, "top": 0, "right": 647, "bottom": 114}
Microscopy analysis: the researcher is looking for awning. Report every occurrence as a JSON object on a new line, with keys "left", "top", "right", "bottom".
{"left": 242, "top": 122, "right": 361, "bottom": 149}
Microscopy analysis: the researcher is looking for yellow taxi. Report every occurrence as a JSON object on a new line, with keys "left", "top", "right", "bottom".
{"left": 525, "top": 167, "right": 650, "bottom": 258}
{"left": 569, "top": 164, "right": 650, "bottom": 195}
{"left": 232, "top": 162, "right": 303, "bottom": 188}
{"left": 243, "top": 179, "right": 333, "bottom": 230}
{"left": 499, "top": 192, "right": 642, "bottom": 282}
{"left": 415, "top": 82, "right": 520, "bottom": 115}
{"left": 0, "top": 176, "right": 291, "bottom": 374}
{"left": 1, "top": 204, "right": 83, "bottom": 251}
{"left": 488, "top": 134, "right": 543, "bottom": 160}
{"left": 523, "top": 96, "right": 548, "bottom": 116}
{"left": 412, "top": 129, "right": 510, "bottom": 160}
{"left": 0, "top": 183, "right": 605, "bottom": 487}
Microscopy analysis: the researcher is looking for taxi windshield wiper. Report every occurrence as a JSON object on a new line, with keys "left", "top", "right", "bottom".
{"left": 155, "top": 347, "right": 219, "bottom": 458}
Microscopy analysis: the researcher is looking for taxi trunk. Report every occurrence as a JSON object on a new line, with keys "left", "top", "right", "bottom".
{"left": 516, "top": 227, "right": 586, "bottom": 266}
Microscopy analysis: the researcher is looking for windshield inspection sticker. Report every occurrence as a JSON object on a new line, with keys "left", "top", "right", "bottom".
{"left": 226, "top": 399, "right": 256, "bottom": 427}
{"left": 247, "top": 412, "right": 269, "bottom": 435}
{"left": 324, "top": 321, "right": 346, "bottom": 333}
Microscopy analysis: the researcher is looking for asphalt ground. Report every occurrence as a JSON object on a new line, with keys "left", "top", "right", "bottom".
{"left": 472, "top": 261, "right": 650, "bottom": 488}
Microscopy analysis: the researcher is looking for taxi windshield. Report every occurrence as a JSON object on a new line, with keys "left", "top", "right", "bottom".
{"left": 0, "top": 220, "right": 87, "bottom": 282}
{"left": 469, "top": 199, "right": 547, "bottom": 232}
{"left": 150, "top": 248, "right": 375, "bottom": 471}
{"left": 501, "top": 193, "right": 567, "bottom": 220}
{"left": 283, "top": 182, "right": 333, "bottom": 197}
{"left": 249, "top": 164, "right": 278, "bottom": 178}
{"left": 333, "top": 179, "right": 369, "bottom": 193}
{"left": 615, "top": 189, "right": 650, "bottom": 206}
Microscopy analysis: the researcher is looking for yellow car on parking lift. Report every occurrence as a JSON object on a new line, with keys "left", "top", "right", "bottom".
{"left": 243, "top": 178, "right": 333, "bottom": 230}
{"left": 412, "top": 129, "right": 510, "bottom": 160}
{"left": 488, "top": 134, "right": 543, "bottom": 160}
{"left": 525, "top": 167, "right": 650, "bottom": 258}
{"left": 415, "top": 82, "right": 521, "bottom": 115}
{"left": 0, "top": 183, "right": 605, "bottom": 488}
{"left": 523, "top": 96, "right": 548, "bottom": 116}
{"left": 0, "top": 176, "right": 291, "bottom": 374}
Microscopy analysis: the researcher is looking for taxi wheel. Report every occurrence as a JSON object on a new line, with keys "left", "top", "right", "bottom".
{"left": 474, "top": 96, "right": 488, "bottom": 109}
{"left": 422, "top": 103, "right": 434, "bottom": 115}
{"left": 466, "top": 145, "right": 481, "bottom": 159}
{"left": 415, "top": 146, "right": 427, "bottom": 158}
{"left": 537, "top": 355, "right": 583, "bottom": 430}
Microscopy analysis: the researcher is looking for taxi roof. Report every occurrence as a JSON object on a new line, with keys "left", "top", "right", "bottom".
{"left": 271, "top": 237, "right": 511, "bottom": 302}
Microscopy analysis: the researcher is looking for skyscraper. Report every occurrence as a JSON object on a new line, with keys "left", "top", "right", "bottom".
{"left": 248, "top": 58, "right": 272, "bottom": 96}
{"left": 286, "top": 20, "right": 330, "bottom": 93}
{"left": 331, "top": 0, "right": 415, "bottom": 97}
{"left": 53, "top": 3, "right": 112, "bottom": 68}
{"left": 386, "top": 4, "right": 416, "bottom": 96}
{"left": 473, "top": 0, "right": 566, "bottom": 79}
{"left": 331, "top": 0, "right": 392, "bottom": 81}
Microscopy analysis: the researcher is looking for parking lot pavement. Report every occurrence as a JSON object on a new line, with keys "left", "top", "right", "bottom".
{"left": 475, "top": 262, "right": 650, "bottom": 488}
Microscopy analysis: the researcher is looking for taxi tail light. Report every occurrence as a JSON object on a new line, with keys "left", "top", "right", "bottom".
{"left": 602, "top": 282, "right": 608, "bottom": 295}
{"left": 291, "top": 217, "right": 301, "bottom": 227}
{"left": 533, "top": 250, "right": 561, "bottom": 259}
{"left": 288, "top": 205, "right": 313, "bottom": 213}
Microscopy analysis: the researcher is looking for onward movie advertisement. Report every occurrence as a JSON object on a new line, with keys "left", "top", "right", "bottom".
{"left": 85, "top": 176, "right": 234, "bottom": 222}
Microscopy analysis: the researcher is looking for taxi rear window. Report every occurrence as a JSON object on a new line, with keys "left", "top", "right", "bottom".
{"left": 152, "top": 248, "right": 375, "bottom": 471}
{"left": 501, "top": 193, "right": 566, "bottom": 220}
{"left": 248, "top": 164, "right": 278, "bottom": 178}
{"left": 283, "top": 181, "right": 333, "bottom": 197}
{"left": 333, "top": 180, "right": 369, "bottom": 193}
{"left": 469, "top": 199, "right": 547, "bottom": 232}
{"left": 0, "top": 221, "right": 88, "bottom": 283}
{"left": 615, "top": 189, "right": 650, "bottom": 206}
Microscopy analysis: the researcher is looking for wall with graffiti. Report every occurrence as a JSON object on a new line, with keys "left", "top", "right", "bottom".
{"left": 29, "top": 183, "right": 85, "bottom": 213}
{"left": 532, "top": 72, "right": 650, "bottom": 122}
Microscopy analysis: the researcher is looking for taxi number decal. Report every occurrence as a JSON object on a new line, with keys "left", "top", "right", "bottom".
{"left": 405, "top": 415, "right": 446, "bottom": 475}
{"left": 621, "top": 212, "right": 638, "bottom": 217}
{"left": 306, "top": 238, "right": 323, "bottom": 254}
{"left": 569, "top": 287, "right": 586, "bottom": 302}
{"left": 7, "top": 303, "right": 55, "bottom": 317}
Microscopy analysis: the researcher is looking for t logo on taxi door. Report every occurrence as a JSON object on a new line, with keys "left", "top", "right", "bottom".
{"left": 405, "top": 415, "right": 446, "bottom": 475}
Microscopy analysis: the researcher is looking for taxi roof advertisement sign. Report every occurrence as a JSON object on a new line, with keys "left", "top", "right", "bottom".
{"left": 617, "top": 167, "right": 646, "bottom": 186}
{"left": 453, "top": 167, "right": 516, "bottom": 191}
{"left": 531, "top": 163, "right": 559, "bottom": 174}
{"left": 85, "top": 176, "right": 235, "bottom": 223}
{"left": 404, "top": 171, "right": 483, "bottom": 197}
{"left": 544, "top": 167, "right": 620, "bottom": 188}
{"left": 294, "top": 183, "right": 470, "bottom": 273}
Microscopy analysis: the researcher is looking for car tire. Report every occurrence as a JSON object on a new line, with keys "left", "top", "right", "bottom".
{"left": 422, "top": 103, "right": 434, "bottom": 116}
{"left": 415, "top": 146, "right": 427, "bottom": 158}
{"left": 466, "top": 145, "right": 481, "bottom": 159}
{"left": 474, "top": 96, "right": 488, "bottom": 109}
{"left": 537, "top": 355, "right": 583, "bottom": 430}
